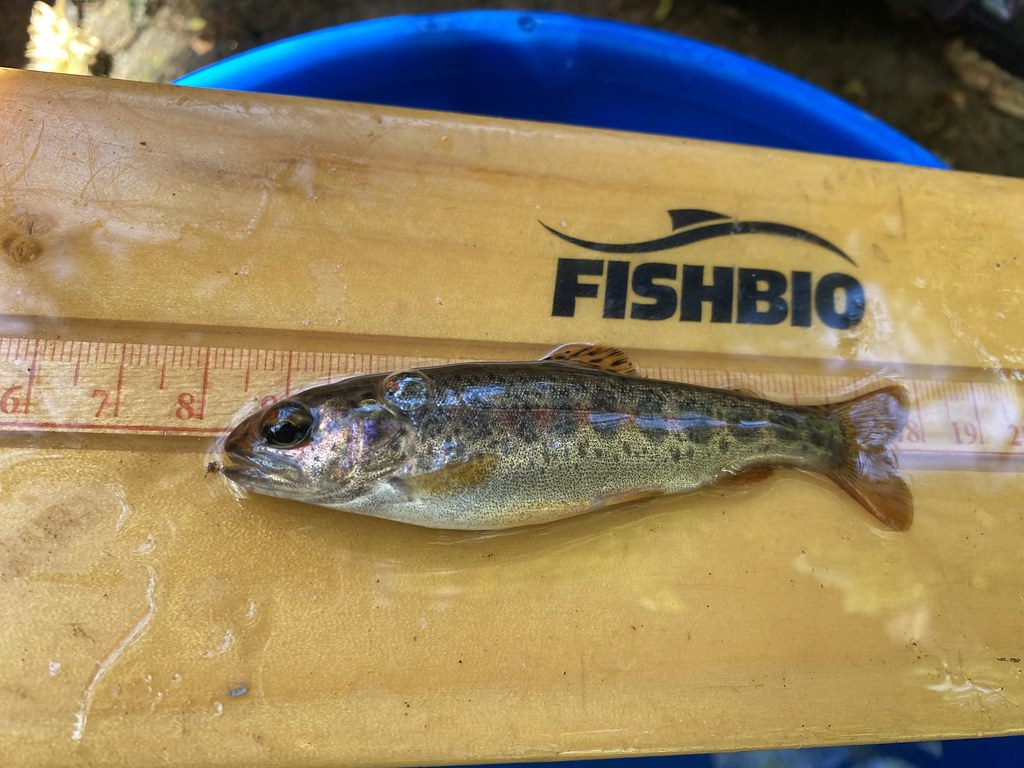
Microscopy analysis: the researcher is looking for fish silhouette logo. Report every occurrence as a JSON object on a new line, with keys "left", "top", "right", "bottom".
{"left": 541, "top": 209, "right": 855, "bottom": 267}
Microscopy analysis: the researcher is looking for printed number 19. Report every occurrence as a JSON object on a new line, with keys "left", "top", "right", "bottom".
{"left": 952, "top": 421, "right": 981, "bottom": 445}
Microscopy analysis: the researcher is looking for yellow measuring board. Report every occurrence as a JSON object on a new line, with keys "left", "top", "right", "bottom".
{"left": 1, "top": 68, "right": 1024, "bottom": 768}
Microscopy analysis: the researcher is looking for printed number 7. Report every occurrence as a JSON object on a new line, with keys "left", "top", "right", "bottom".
{"left": 92, "top": 389, "right": 110, "bottom": 417}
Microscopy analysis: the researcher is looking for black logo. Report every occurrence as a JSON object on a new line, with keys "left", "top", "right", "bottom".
{"left": 541, "top": 209, "right": 855, "bottom": 266}
{"left": 544, "top": 209, "right": 864, "bottom": 330}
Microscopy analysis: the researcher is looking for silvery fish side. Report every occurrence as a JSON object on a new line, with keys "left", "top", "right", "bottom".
{"left": 221, "top": 343, "right": 912, "bottom": 531}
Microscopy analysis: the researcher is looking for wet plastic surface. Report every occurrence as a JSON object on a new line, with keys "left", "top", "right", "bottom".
{"left": 0, "top": 70, "right": 1022, "bottom": 767}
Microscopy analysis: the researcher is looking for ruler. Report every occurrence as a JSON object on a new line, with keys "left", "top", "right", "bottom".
{"left": 0, "top": 335, "right": 1020, "bottom": 470}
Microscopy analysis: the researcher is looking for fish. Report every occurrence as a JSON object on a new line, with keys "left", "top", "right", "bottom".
{"left": 220, "top": 343, "right": 912, "bottom": 531}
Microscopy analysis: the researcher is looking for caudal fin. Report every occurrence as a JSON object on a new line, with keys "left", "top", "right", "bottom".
{"left": 825, "top": 386, "right": 913, "bottom": 532}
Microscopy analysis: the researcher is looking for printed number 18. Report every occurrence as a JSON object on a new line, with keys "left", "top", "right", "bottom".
{"left": 900, "top": 420, "right": 923, "bottom": 443}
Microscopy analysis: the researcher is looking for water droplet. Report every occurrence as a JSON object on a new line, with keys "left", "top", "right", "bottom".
{"left": 518, "top": 15, "right": 536, "bottom": 31}
{"left": 48, "top": 660, "right": 61, "bottom": 676}
{"left": 143, "top": 672, "right": 153, "bottom": 683}
{"left": 213, "top": 701, "right": 224, "bottom": 717}
{"left": 170, "top": 672, "right": 182, "bottom": 684}
{"left": 229, "top": 683, "right": 248, "bottom": 698}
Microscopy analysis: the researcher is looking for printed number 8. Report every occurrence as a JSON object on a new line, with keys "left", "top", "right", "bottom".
{"left": 176, "top": 392, "right": 197, "bottom": 420}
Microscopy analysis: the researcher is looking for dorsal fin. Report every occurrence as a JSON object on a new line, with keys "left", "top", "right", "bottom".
{"left": 729, "top": 387, "right": 762, "bottom": 399}
{"left": 542, "top": 343, "right": 638, "bottom": 376}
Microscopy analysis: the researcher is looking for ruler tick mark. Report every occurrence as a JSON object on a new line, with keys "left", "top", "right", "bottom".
{"left": 73, "top": 344, "right": 83, "bottom": 386}
{"left": 113, "top": 344, "right": 126, "bottom": 417}
{"left": 969, "top": 381, "right": 985, "bottom": 445}
{"left": 199, "top": 348, "right": 211, "bottom": 420}
{"left": 910, "top": 378, "right": 927, "bottom": 443}
{"left": 23, "top": 340, "right": 39, "bottom": 414}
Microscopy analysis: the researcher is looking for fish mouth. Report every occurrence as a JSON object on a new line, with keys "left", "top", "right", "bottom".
{"left": 220, "top": 438, "right": 304, "bottom": 491}
{"left": 219, "top": 451, "right": 269, "bottom": 485}
{"left": 220, "top": 456, "right": 298, "bottom": 496}
{"left": 220, "top": 455, "right": 259, "bottom": 480}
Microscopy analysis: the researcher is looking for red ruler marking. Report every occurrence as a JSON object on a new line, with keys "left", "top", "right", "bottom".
{"left": 198, "top": 347, "right": 211, "bottom": 420}
{"left": 113, "top": 344, "right": 126, "bottom": 417}
{"left": 23, "top": 339, "right": 39, "bottom": 414}
{"left": 0, "top": 420, "right": 225, "bottom": 434}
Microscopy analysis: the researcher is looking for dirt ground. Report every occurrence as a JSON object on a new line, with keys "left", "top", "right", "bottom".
{"left": 3, "top": 0, "right": 1024, "bottom": 176}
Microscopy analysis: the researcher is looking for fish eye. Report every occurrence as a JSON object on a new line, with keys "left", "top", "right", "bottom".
{"left": 259, "top": 402, "right": 313, "bottom": 448}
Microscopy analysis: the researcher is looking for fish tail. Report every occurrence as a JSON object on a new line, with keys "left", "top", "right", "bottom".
{"left": 824, "top": 385, "right": 913, "bottom": 531}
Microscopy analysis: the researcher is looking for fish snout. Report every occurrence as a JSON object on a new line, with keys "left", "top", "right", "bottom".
{"left": 222, "top": 414, "right": 262, "bottom": 468}
{"left": 219, "top": 420, "right": 272, "bottom": 486}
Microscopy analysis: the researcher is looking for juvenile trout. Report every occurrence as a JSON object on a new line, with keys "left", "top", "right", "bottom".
{"left": 221, "top": 343, "right": 912, "bottom": 531}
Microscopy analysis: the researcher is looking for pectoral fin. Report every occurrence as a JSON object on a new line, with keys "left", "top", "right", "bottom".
{"left": 393, "top": 454, "right": 499, "bottom": 499}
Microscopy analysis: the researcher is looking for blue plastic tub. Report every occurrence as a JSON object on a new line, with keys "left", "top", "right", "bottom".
{"left": 175, "top": 10, "right": 945, "bottom": 167}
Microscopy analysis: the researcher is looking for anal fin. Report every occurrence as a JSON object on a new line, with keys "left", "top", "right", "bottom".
{"left": 589, "top": 487, "right": 665, "bottom": 510}
{"left": 715, "top": 464, "right": 775, "bottom": 488}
